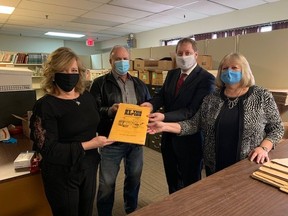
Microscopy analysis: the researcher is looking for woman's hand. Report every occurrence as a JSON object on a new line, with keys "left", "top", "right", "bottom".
{"left": 82, "top": 136, "right": 114, "bottom": 150}
{"left": 147, "top": 121, "right": 165, "bottom": 134}
{"left": 248, "top": 146, "right": 270, "bottom": 164}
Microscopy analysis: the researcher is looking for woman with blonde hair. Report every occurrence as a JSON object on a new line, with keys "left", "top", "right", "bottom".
{"left": 30, "top": 47, "right": 113, "bottom": 216}
{"left": 148, "top": 52, "right": 284, "bottom": 176}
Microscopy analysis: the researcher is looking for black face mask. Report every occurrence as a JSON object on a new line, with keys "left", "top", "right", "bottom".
{"left": 54, "top": 73, "right": 79, "bottom": 92}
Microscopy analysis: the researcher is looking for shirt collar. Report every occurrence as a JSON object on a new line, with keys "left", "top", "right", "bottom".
{"left": 111, "top": 69, "right": 132, "bottom": 80}
{"left": 181, "top": 63, "right": 197, "bottom": 76}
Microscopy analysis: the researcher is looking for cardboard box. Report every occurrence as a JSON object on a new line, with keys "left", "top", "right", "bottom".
{"left": 158, "top": 60, "right": 174, "bottom": 70}
{"left": 22, "top": 118, "right": 30, "bottom": 138}
{"left": 12, "top": 114, "right": 31, "bottom": 138}
{"left": 129, "top": 60, "right": 134, "bottom": 71}
{"left": 270, "top": 89, "right": 288, "bottom": 106}
{"left": 207, "top": 70, "right": 218, "bottom": 77}
{"left": 134, "top": 59, "right": 158, "bottom": 71}
{"left": 89, "top": 69, "right": 109, "bottom": 81}
{"left": 270, "top": 89, "right": 288, "bottom": 122}
{"left": 129, "top": 70, "right": 139, "bottom": 77}
{"left": 151, "top": 70, "right": 168, "bottom": 86}
{"left": 197, "top": 55, "right": 213, "bottom": 70}
{"left": 138, "top": 70, "right": 151, "bottom": 84}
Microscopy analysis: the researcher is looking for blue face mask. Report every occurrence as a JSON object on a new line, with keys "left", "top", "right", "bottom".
{"left": 220, "top": 69, "right": 242, "bottom": 85}
{"left": 114, "top": 60, "right": 130, "bottom": 75}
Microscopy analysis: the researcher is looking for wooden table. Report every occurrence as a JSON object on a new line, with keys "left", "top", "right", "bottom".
{"left": 130, "top": 140, "right": 288, "bottom": 216}
{"left": 0, "top": 135, "right": 52, "bottom": 216}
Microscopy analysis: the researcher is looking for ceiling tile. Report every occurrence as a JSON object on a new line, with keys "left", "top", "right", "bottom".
{"left": 83, "top": 10, "right": 134, "bottom": 23}
{"left": 24, "top": 0, "right": 103, "bottom": 10}
{"left": 159, "top": 8, "right": 208, "bottom": 21}
{"left": 0, "top": 0, "right": 284, "bottom": 42}
{"left": 147, "top": 0, "right": 199, "bottom": 7}
{"left": 12, "top": 8, "right": 76, "bottom": 22}
{"left": 18, "top": 0, "right": 86, "bottom": 16}
{"left": 209, "top": 0, "right": 266, "bottom": 10}
{"left": 129, "top": 20, "right": 167, "bottom": 28}
{"left": 181, "top": 0, "right": 234, "bottom": 16}
{"left": 92, "top": 4, "right": 152, "bottom": 19}
{"left": 0, "top": 0, "right": 21, "bottom": 7}
{"left": 72, "top": 17, "right": 120, "bottom": 27}
{"left": 109, "top": 0, "right": 173, "bottom": 13}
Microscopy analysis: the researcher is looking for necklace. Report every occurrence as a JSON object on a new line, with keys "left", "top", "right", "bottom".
{"left": 73, "top": 99, "right": 80, "bottom": 105}
{"left": 225, "top": 88, "right": 243, "bottom": 109}
{"left": 227, "top": 97, "right": 239, "bottom": 109}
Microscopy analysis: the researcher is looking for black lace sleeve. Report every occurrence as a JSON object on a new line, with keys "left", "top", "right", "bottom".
{"left": 29, "top": 97, "right": 85, "bottom": 166}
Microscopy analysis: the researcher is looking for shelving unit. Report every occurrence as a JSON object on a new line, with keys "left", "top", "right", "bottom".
{"left": 0, "top": 65, "right": 44, "bottom": 100}
{"left": 0, "top": 51, "right": 48, "bottom": 99}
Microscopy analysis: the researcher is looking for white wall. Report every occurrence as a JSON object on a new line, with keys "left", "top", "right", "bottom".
{"left": 0, "top": 34, "right": 100, "bottom": 55}
{"left": 98, "top": 0, "right": 288, "bottom": 50}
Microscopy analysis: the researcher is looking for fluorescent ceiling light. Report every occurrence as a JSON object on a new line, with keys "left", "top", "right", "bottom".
{"left": 45, "top": 32, "right": 85, "bottom": 38}
{"left": 0, "top": 6, "right": 15, "bottom": 14}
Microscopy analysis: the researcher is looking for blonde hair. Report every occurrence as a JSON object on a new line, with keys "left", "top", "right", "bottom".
{"left": 41, "top": 47, "right": 86, "bottom": 94}
{"left": 215, "top": 52, "right": 255, "bottom": 88}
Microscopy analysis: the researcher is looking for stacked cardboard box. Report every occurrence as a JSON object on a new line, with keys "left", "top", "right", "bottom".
{"left": 151, "top": 70, "right": 168, "bottom": 86}
{"left": 269, "top": 89, "right": 288, "bottom": 122}
{"left": 133, "top": 59, "right": 158, "bottom": 71}
{"left": 197, "top": 55, "right": 213, "bottom": 70}
{"left": 88, "top": 69, "right": 109, "bottom": 81}
{"left": 129, "top": 70, "right": 139, "bottom": 78}
{"left": 158, "top": 60, "right": 174, "bottom": 71}
{"left": 138, "top": 70, "right": 150, "bottom": 84}
{"left": 270, "top": 89, "right": 288, "bottom": 106}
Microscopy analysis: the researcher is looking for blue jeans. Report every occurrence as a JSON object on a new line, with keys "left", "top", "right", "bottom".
{"left": 97, "top": 143, "right": 143, "bottom": 216}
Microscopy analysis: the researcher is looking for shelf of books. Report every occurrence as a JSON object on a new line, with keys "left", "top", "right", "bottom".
{"left": 0, "top": 51, "right": 48, "bottom": 76}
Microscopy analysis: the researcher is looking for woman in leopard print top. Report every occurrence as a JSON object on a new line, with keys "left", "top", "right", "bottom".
{"left": 148, "top": 53, "right": 284, "bottom": 175}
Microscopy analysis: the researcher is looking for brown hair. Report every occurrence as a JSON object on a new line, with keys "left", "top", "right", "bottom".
{"left": 176, "top": 38, "right": 198, "bottom": 52}
{"left": 41, "top": 47, "right": 86, "bottom": 94}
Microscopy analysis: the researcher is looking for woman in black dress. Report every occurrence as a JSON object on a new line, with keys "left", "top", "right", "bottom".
{"left": 30, "top": 47, "right": 113, "bottom": 216}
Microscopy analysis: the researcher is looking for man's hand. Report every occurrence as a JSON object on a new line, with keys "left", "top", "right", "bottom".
{"left": 149, "top": 112, "right": 165, "bottom": 122}
{"left": 140, "top": 102, "right": 153, "bottom": 113}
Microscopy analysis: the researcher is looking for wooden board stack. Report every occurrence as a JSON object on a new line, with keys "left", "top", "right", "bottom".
{"left": 251, "top": 158, "right": 288, "bottom": 193}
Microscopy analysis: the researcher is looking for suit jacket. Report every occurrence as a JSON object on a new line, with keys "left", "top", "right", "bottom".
{"left": 150, "top": 64, "right": 215, "bottom": 151}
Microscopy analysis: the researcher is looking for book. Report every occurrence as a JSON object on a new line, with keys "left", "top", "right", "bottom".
{"left": 108, "top": 103, "right": 150, "bottom": 145}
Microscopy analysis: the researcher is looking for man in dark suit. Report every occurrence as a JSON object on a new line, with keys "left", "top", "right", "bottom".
{"left": 141, "top": 38, "right": 215, "bottom": 194}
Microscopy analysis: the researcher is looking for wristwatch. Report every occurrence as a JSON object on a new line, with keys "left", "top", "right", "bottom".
{"left": 260, "top": 146, "right": 269, "bottom": 152}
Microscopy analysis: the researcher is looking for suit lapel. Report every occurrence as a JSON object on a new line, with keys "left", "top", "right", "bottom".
{"left": 175, "top": 65, "right": 201, "bottom": 97}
